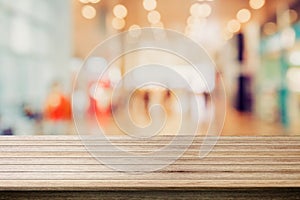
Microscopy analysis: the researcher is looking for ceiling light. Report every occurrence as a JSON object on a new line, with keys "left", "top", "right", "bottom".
{"left": 189, "top": 3, "right": 199, "bottom": 16}
{"left": 151, "top": 21, "right": 164, "bottom": 28}
{"left": 129, "top": 24, "right": 141, "bottom": 30}
{"left": 197, "top": 0, "right": 214, "bottom": 2}
{"left": 81, "top": 5, "right": 96, "bottom": 19}
{"left": 89, "top": 0, "right": 101, "bottom": 3}
{"left": 128, "top": 24, "right": 142, "bottom": 37}
{"left": 237, "top": 9, "right": 251, "bottom": 23}
{"left": 187, "top": 16, "right": 206, "bottom": 25}
{"left": 197, "top": 3, "right": 212, "bottom": 18}
{"left": 112, "top": 17, "right": 126, "bottom": 30}
{"left": 249, "top": 0, "right": 265, "bottom": 10}
{"left": 113, "top": 4, "right": 128, "bottom": 19}
{"left": 143, "top": 0, "right": 157, "bottom": 11}
{"left": 190, "top": 3, "right": 212, "bottom": 18}
{"left": 223, "top": 30, "right": 233, "bottom": 40}
{"left": 147, "top": 10, "right": 161, "bottom": 24}
{"left": 79, "top": 0, "right": 89, "bottom": 3}
{"left": 227, "top": 19, "right": 241, "bottom": 33}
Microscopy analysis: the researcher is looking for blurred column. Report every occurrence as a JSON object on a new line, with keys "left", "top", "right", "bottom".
{"left": 244, "top": 22, "right": 261, "bottom": 114}
{"left": 276, "top": 2, "right": 294, "bottom": 128}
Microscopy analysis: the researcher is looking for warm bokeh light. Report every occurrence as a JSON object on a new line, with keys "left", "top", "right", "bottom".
{"left": 147, "top": 10, "right": 161, "bottom": 24}
{"left": 79, "top": 0, "right": 101, "bottom": 3}
{"left": 237, "top": 9, "right": 251, "bottom": 23}
{"left": 128, "top": 24, "right": 142, "bottom": 37}
{"left": 198, "top": 3, "right": 212, "bottom": 18}
{"left": 129, "top": 24, "right": 141, "bottom": 30}
{"left": 143, "top": 0, "right": 157, "bottom": 11}
{"left": 113, "top": 4, "right": 128, "bottom": 19}
{"left": 89, "top": 0, "right": 101, "bottom": 3}
{"left": 112, "top": 17, "right": 126, "bottom": 30}
{"left": 81, "top": 5, "right": 96, "bottom": 19}
{"left": 227, "top": 19, "right": 241, "bottom": 33}
{"left": 223, "top": 30, "right": 233, "bottom": 40}
{"left": 188, "top": 18, "right": 207, "bottom": 29}
{"left": 263, "top": 22, "right": 277, "bottom": 35}
{"left": 190, "top": 3, "right": 212, "bottom": 18}
{"left": 282, "top": 9, "right": 298, "bottom": 24}
{"left": 187, "top": 16, "right": 207, "bottom": 25}
{"left": 79, "top": 0, "right": 89, "bottom": 3}
{"left": 189, "top": 3, "right": 198, "bottom": 16}
{"left": 3, "top": 0, "right": 300, "bottom": 138}
{"left": 249, "top": 0, "right": 265, "bottom": 10}
{"left": 151, "top": 21, "right": 164, "bottom": 28}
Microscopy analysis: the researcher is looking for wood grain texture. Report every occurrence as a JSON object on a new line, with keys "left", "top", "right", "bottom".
{"left": 0, "top": 136, "right": 299, "bottom": 191}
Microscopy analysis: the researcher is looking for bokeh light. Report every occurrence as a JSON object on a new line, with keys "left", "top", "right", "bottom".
{"left": 81, "top": 5, "right": 96, "bottom": 19}
{"left": 113, "top": 4, "right": 128, "bottom": 19}
{"left": 147, "top": 10, "right": 161, "bottom": 24}
{"left": 112, "top": 17, "right": 126, "bottom": 30}
{"left": 143, "top": 0, "right": 157, "bottom": 11}
{"left": 237, "top": 9, "right": 251, "bottom": 23}
{"left": 227, "top": 19, "right": 241, "bottom": 33}
{"left": 249, "top": 0, "right": 265, "bottom": 10}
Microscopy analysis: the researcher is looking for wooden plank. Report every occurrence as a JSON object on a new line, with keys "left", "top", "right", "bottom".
{"left": 0, "top": 135, "right": 299, "bottom": 141}
{"left": 1, "top": 144, "right": 300, "bottom": 151}
{"left": 0, "top": 164, "right": 299, "bottom": 172}
{"left": 0, "top": 151, "right": 299, "bottom": 158}
{"left": 0, "top": 156, "right": 299, "bottom": 165}
{"left": 1, "top": 156, "right": 300, "bottom": 165}
{"left": 1, "top": 180, "right": 300, "bottom": 190}
{"left": 0, "top": 140, "right": 300, "bottom": 145}
{"left": 0, "top": 136, "right": 299, "bottom": 190}
{"left": 0, "top": 171, "right": 300, "bottom": 180}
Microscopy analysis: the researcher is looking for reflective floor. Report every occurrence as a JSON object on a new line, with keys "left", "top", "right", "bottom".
{"left": 37, "top": 91, "right": 299, "bottom": 136}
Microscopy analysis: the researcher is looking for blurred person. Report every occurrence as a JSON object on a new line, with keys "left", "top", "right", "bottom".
{"left": 22, "top": 103, "right": 43, "bottom": 122}
{"left": 43, "top": 81, "right": 72, "bottom": 134}
{"left": 87, "top": 80, "right": 112, "bottom": 126}
{"left": 21, "top": 103, "right": 43, "bottom": 134}
{"left": 143, "top": 90, "right": 150, "bottom": 115}
{"left": 163, "top": 89, "right": 172, "bottom": 115}
{"left": 0, "top": 114, "right": 14, "bottom": 135}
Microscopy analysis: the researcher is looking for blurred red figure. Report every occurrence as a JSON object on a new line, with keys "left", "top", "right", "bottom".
{"left": 44, "top": 82, "right": 71, "bottom": 121}
{"left": 87, "top": 80, "right": 112, "bottom": 125}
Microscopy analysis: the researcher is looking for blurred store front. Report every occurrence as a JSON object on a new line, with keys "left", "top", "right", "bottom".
{"left": 0, "top": 0, "right": 72, "bottom": 135}
{"left": 0, "top": 0, "right": 300, "bottom": 136}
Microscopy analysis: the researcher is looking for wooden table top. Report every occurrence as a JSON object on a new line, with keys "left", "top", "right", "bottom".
{"left": 0, "top": 135, "right": 299, "bottom": 191}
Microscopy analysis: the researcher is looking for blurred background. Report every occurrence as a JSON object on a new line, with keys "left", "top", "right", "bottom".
{"left": 0, "top": 0, "right": 300, "bottom": 136}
